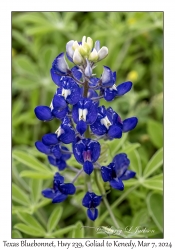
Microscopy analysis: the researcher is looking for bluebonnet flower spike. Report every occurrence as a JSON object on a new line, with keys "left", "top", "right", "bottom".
{"left": 35, "top": 35, "right": 138, "bottom": 222}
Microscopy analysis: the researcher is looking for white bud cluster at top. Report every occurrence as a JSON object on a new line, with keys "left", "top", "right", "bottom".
{"left": 66, "top": 36, "right": 108, "bottom": 66}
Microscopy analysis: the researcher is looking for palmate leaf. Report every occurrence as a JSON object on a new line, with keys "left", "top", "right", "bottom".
{"left": 14, "top": 223, "right": 45, "bottom": 237}
{"left": 12, "top": 183, "right": 30, "bottom": 206}
{"left": 47, "top": 206, "right": 63, "bottom": 233}
{"left": 12, "top": 230, "right": 23, "bottom": 238}
{"left": 143, "top": 148, "right": 163, "bottom": 178}
{"left": 147, "top": 119, "right": 163, "bottom": 148}
{"left": 30, "top": 179, "right": 43, "bottom": 203}
{"left": 12, "top": 150, "right": 50, "bottom": 173}
{"left": 142, "top": 174, "right": 163, "bottom": 191}
{"left": 17, "top": 213, "right": 46, "bottom": 234}
{"left": 20, "top": 170, "right": 53, "bottom": 179}
{"left": 128, "top": 149, "right": 142, "bottom": 177}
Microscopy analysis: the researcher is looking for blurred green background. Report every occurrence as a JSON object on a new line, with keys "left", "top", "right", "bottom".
{"left": 12, "top": 12, "right": 163, "bottom": 239}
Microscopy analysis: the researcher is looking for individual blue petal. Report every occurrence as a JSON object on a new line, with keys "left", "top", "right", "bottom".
{"left": 101, "top": 66, "right": 114, "bottom": 87}
{"left": 108, "top": 125, "right": 122, "bottom": 139}
{"left": 66, "top": 40, "right": 74, "bottom": 62}
{"left": 122, "top": 117, "right": 138, "bottom": 132}
{"left": 88, "top": 140, "right": 101, "bottom": 163}
{"left": 113, "top": 71, "right": 117, "bottom": 83}
{"left": 60, "top": 125, "right": 76, "bottom": 143}
{"left": 104, "top": 88, "right": 117, "bottom": 101}
{"left": 56, "top": 158, "right": 67, "bottom": 171}
{"left": 34, "top": 106, "right": 53, "bottom": 121}
{"left": 42, "top": 133, "right": 58, "bottom": 146}
{"left": 50, "top": 68, "right": 64, "bottom": 86}
{"left": 53, "top": 95, "right": 67, "bottom": 109}
{"left": 48, "top": 156, "right": 57, "bottom": 167}
{"left": 113, "top": 153, "right": 130, "bottom": 178}
{"left": 110, "top": 178, "right": 124, "bottom": 191}
{"left": 82, "top": 192, "right": 92, "bottom": 208}
{"left": 120, "top": 170, "right": 136, "bottom": 180}
{"left": 35, "top": 141, "right": 50, "bottom": 154}
{"left": 73, "top": 140, "right": 86, "bottom": 164}
{"left": 86, "top": 102, "right": 98, "bottom": 124}
{"left": 71, "top": 66, "right": 82, "bottom": 80}
{"left": 52, "top": 107, "right": 68, "bottom": 120}
{"left": 83, "top": 161, "right": 94, "bottom": 175}
{"left": 87, "top": 208, "right": 98, "bottom": 221}
{"left": 59, "top": 183, "right": 76, "bottom": 195}
{"left": 85, "top": 59, "right": 92, "bottom": 77}
{"left": 42, "top": 188, "right": 55, "bottom": 199}
{"left": 92, "top": 195, "right": 102, "bottom": 208}
{"left": 76, "top": 120, "right": 87, "bottom": 135}
{"left": 54, "top": 172, "right": 64, "bottom": 184}
{"left": 52, "top": 52, "right": 69, "bottom": 75}
{"left": 101, "top": 166, "right": 113, "bottom": 182}
{"left": 51, "top": 145, "right": 62, "bottom": 159}
{"left": 65, "top": 82, "right": 82, "bottom": 105}
{"left": 72, "top": 103, "right": 79, "bottom": 124}
{"left": 88, "top": 77, "right": 100, "bottom": 88}
{"left": 52, "top": 192, "right": 67, "bottom": 203}
{"left": 90, "top": 117, "right": 107, "bottom": 136}
{"left": 117, "top": 81, "right": 132, "bottom": 96}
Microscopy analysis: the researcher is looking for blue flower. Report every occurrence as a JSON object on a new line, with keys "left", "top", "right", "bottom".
{"left": 72, "top": 98, "right": 98, "bottom": 135}
{"left": 51, "top": 52, "right": 69, "bottom": 75}
{"left": 101, "top": 153, "right": 136, "bottom": 191}
{"left": 107, "top": 107, "right": 138, "bottom": 133}
{"left": 42, "top": 172, "right": 76, "bottom": 203}
{"left": 34, "top": 105, "right": 53, "bottom": 121}
{"left": 82, "top": 192, "right": 102, "bottom": 221}
{"left": 73, "top": 139, "right": 101, "bottom": 175}
{"left": 48, "top": 146, "right": 71, "bottom": 171}
{"left": 90, "top": 106, "right": 122, "bottom": 139}
{"left": 54, "top": 78, "right": 82, "bottom": 106}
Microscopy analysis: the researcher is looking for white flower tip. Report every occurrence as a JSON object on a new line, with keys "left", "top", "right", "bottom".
{"left": 73, "top": 49, "right": 83, "bottom": 65}
{"left": 98, "top": 46, "right": 108, "bottom": 61}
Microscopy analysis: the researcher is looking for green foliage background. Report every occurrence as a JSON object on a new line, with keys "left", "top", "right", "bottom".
{"left": 12, "top": 12, "right": 163, "bottom": 239}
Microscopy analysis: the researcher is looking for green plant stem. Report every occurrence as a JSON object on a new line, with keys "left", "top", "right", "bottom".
{"left": 98, "top": 184, "right": 139, "bottom": 225}
{"left": 72, "top": 168, "right": 84, "bottom": 183}
{"left": 94, "top": 170, "right": 119, "bottom": 229}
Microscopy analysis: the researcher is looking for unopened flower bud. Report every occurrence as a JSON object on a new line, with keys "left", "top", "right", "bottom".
{"left": 87, "top": 37, "right": 93, "bottom": 51}
{"left": 98, "top": 46, "right": 108, "bottom": 61}
{"left": 72, "top": 41, "right": 79, "bottom": 51}
{"left": 73, "top": 49, "right": 84, "bottom": 65}
{"left": 89, "top": 48, "right": 98, "bottom": 62}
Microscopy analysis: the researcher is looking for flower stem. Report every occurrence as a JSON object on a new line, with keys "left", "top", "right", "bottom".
{"left": 97, "top": 184, "right": 139, "bottom": 225}
{"left": 72, "top": 168, "right": 84, "bottom": 183}
{"left": 94, "top": 170, "right": 119, "bottom": 229}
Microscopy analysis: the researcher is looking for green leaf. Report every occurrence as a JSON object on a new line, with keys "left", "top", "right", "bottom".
{"left": 51, "top": 225, "right": 76, "bottom": 237}
{"left": 71, "top": 221, "right": 84, "bottom": 238}
{"left": 12, "top": 206, "right": 33, "bottom": 215}
{"left": 12, "top": 230, "right": 23, "bottom": 238}
{"left": 128, "top": 149, "right": 142, "bottom": 177}
{"left": 12, "top": 184, "right": 30, "bottom": 206}
{"left": 30, "top": 179, "right": 43, "bottom": 203}
{"left": 147, "top": 192, "right": 163, "bottom": 232}
{"left": 118, "top": 143, "right": 140, "bottom": 154}
{"left": 13, "top": 150, "right": 50, "bottom": 173}
{"left": 20, "top": 170, "right": 53, "bottom": 179}
{"left": 17, "top": 213, "right": 46, "bottom": 234}
{"left": 107, "top": 133, "right": 128, "bottom": 157}
{"left": 143, "top": 148, "right": 163, "bottom": 178}
{"left": 142, "top": 174, "right": 163, "bottom": 191}
{"left": 47, "top": 207, "right": 63, "bottom": 233}
{"left": 13, "top": 55, "right": 39, "bottom": 77}
{"left": 131, "top": 209, "right": 149, "bottom": 229}
{"left": 13, "top": 77, "right": 40, "bottom": 90}
{"left": 147, "top": 119, "right": 163, "bottom": 148}
{"left": 14, "top": 223, "right": 45, "bottom": 237}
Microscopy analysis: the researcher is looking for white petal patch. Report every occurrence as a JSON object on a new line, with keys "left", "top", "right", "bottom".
{"left": 78, "top": 108, "right": 88, "bottom": 121}
{"left": 61, "top": 88, "right": 71, "bottom": 99}
{"left": 55, "top": 126, "right": 63, "bottom": 137}
{"left": 100, "top": 116, "right": 112, "bottom": 129}
{"left": 109, "top": 84, "right": 117, "bottom": 91}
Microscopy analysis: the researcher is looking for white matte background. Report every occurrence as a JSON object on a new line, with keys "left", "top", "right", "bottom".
{"left": 0, "top": 0, "right": 174, "bottom": 248}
